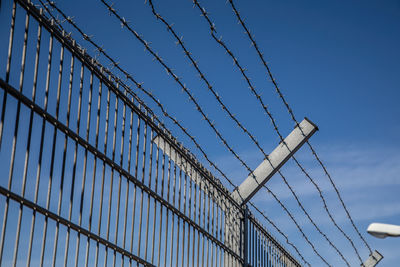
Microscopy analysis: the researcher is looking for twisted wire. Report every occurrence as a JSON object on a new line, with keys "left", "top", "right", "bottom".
{"left": 226, "top": 0, "right": 372, "bottom": 256}
{"left": 193, "top": 0, "right": 366, "bottom": 263}
{"left": 99, "top": 1, "right": 332, "bottom": 264}
{"left": 147, "top": 0, "right": 348, "bottom": 265}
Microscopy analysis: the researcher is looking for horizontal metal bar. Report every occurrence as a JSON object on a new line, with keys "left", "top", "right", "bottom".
{"left": 232, "top": 118, "right": 318, "bottom": 205}
{"left": 0, "top": 185, "right": 155, "bottom": 267}
{"left": 0, "top": 78, "right": 242, "bottom": 263}
{"left": 15, "top": 0, "right": 237, "bottom": 209}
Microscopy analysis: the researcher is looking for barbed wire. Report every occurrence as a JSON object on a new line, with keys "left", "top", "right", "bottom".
{"left": 98, "top": 1, "right": 333, "bottom": 265}
{"left": 226, "top": 0, "right": 373, "bottom": 256}
{"left": 147, "top": 0, "right": 349, "bottom": 265}
{"left": 40, "top": 0, "right": 235, "bottom": 197}
{"left": 193, "top": 0, "right": 366, "bottom": 263}
{"left": 38, "top": 3, "right": 313, "bottom": 265}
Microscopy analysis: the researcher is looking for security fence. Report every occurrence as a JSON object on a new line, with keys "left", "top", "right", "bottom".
{"left": 0, "top": 0, "right": 301, "bottom": 266}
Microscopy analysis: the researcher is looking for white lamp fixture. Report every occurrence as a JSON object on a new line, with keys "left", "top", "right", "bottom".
{"left": 367, "top": 223, "right": 400, "bottom": 239}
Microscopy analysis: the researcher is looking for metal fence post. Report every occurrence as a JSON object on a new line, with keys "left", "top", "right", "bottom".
{"left": 244, "top": 206, "right": 249, "bottom": 267}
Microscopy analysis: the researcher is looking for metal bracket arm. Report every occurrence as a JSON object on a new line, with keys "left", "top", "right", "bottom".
{"left": 231, "top": 118, "right": 318, "bottom": 205}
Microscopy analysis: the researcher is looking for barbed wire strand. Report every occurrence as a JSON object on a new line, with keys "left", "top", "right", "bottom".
{"left": 146, "top": 1, "right": 349, "bottom": 265}
{"left": 226, "top": 0, "right": 373, "bottom": 256}
{"left": 97, "top": 1, "right": 332, "bottom": 265}
{"left": 193, "top": 0, "right": 366, "bottom": 263}
{"left": 39, "top": 2, "right": 311, "bottom": 264}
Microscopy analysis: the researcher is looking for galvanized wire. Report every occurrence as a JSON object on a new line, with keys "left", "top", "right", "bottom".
{"left": 226, "top": 0, "right": 373, "bottom": 256}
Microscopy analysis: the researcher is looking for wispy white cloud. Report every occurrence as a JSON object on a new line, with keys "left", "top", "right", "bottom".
{"left": 213, "top": 142, "right": 400, "bottom": 265}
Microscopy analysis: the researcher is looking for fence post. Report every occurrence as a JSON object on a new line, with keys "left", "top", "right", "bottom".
{"left": 243, "top": 206, "right": 249, "bottom": 267}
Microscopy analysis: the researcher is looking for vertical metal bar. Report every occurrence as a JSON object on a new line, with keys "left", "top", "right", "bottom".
{"left": 150, "top": 128, "right": 160, "bottom": 264}
{"left": 85, "top": 72, "right": 103, "bottom": 266}
{"left": 191, "top": 169, "right": 198, "bottom": 267}
{"left": 144, "top": 125, "right": 154, "bottom": 262}
{"left": 163, "top": 142, "right": 172, "bottom": 267}
{"left": 215, "top": 194, "right": 221, "bottom": 267}
{"left": 53, "top": 43, "right": 75, "bottom": 267}
{"left": 256, "top": 224, "right": 259, "bottom": 267}
{"left": 115, "top": 97, "right": 127, "bottom": 265}
{"left": 219, "top": 198, "right": 223, "bottom": 267}
{"left": 126, "top": 97, "right": 136, "bottom": 267}
{"left": 201, "top": 181, "right": 206, "bottom": 267}
{"left": 0, "top": 1, "right": 16, "bottom": 147}
{"left": 198, "top": 176, "right": 202, "bottom": 267}
{"left": 175, "top": 153, "right": 182, "bottom": 267}
{"left": 244, "top": 208, "right": 249, "bottom": 267}
{"left": 122, "top": 97, "right": 133, "bottom": 251}
{"left": 186, "top": 164, "right": 193, "bottom": 267}
{"left": 136, "top": 119, "right": 146, "bottom": 265}
{"left": 104, "top": 81, "right": 119, "bottom": 267}
{"left": 253, "top": 219, "right": 256, "bottom": 266}
{"left": 260, "top": 233, "right": 262, "bottom": 267}
{"left": 75, "top": 70, "right": 94, "bottom": 267}
{"left": 129, "top": 107, "right": 141, "bottom": 260}
{"left": 190, "top": 170, "right": 197, "bottom": 266}
{"left": 224, "top": 204, "right": 229, "bottom": 267}
{"left": 30, "top": 24, "right": 54, "bottom": 267}
{"left": 211, "top": 189, "right": 216, "bottom": 267}
{"left": 181, "top": 160, "right": 188, "bottom": 267}
{"left": 25, "top": 10, "right": 44, "bottom": 266}
{"left": 96, "top": 83, "right": 111, "bottom": 267}
{"left": 206, "top": 185, "right": 210, "bottom": 267}
{"left": 40, "top": 36, "right": 65, "bottom": 267}
{"left": 157, "top": 133, "right": 166, "bottom": 267}
{"left": 64, "top": 62, "right": 84, "bottom": 267}
{"left": 169, "top": 144, "right": 178, "bottom": 267}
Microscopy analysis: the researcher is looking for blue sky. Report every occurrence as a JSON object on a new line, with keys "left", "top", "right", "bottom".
{"left": 0, "top": 0, "right": 399, "bottom": 266}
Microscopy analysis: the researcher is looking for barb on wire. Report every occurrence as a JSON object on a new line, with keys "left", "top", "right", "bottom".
{"left": 193, "top": 0, "right": 366, "bottom": 263}
{"left": 226, "top": 0, "right": 372, "bottom": 256}
{"left": 100, "top": 1, "right": 331, "bottom": 264}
